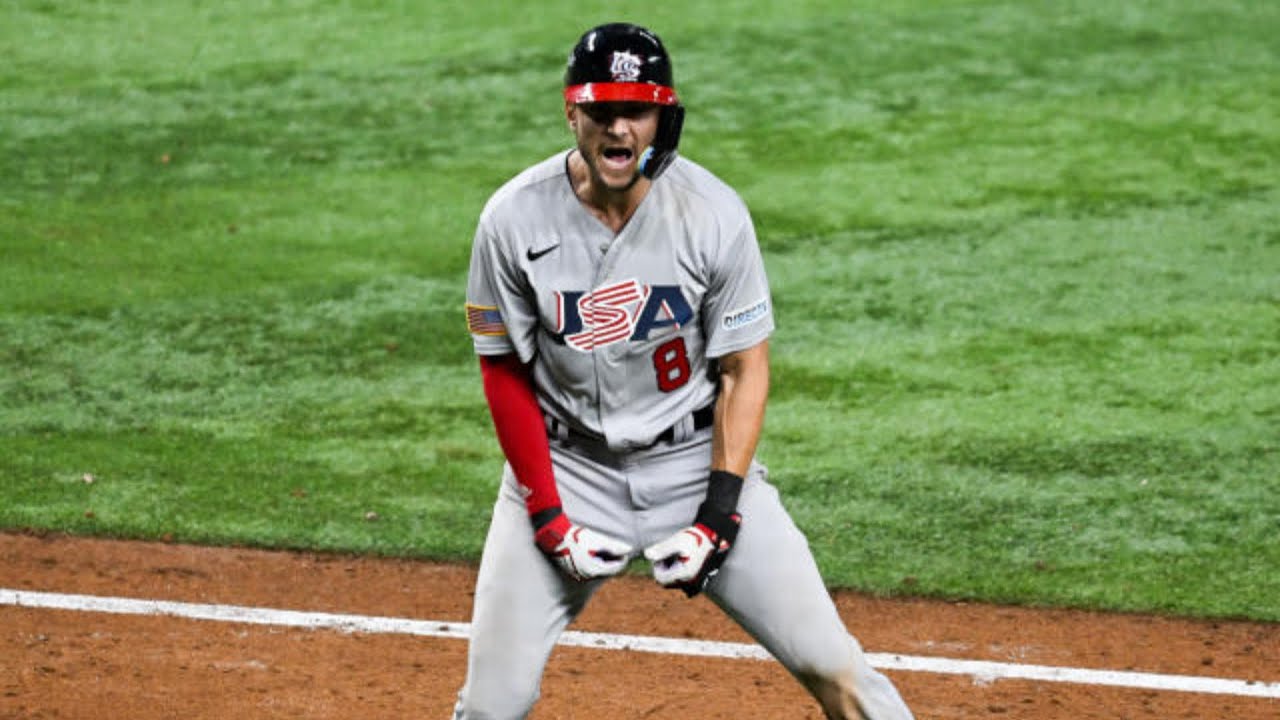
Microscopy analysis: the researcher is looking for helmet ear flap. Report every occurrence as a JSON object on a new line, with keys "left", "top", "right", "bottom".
{"left": 639, "top": 103, "right": 684, "bottom": 180}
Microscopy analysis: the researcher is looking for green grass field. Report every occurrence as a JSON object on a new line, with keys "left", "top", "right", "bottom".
{"left": 3, "top": 1, "right": 1277, "bottom": 621}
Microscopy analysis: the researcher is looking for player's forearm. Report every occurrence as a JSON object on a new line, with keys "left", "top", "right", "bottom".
{"left": 711, "top": 340, "right": 770, "bottom": 477}
{"left": 478, "top": 354, "right": 561, "bottom": 517}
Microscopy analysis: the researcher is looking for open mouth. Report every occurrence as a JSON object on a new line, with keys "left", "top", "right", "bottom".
{"left": 602, "top": 147, "right": 634, "bottom": 166}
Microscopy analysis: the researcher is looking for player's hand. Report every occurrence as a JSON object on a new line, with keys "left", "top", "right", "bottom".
{"left": 643, "top": 507, "right": 741, "bottom": 598}
{"left": 533, "top": 508, "right": 634, "bottom": 582}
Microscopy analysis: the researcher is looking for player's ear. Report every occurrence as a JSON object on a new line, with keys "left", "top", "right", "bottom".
{"left": 565, "top": 102, "right": 577, "bottom": 129}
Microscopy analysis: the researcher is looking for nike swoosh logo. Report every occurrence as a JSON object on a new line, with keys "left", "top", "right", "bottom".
{"left": 526, "top": 244, "right": 560, "bottom": 261}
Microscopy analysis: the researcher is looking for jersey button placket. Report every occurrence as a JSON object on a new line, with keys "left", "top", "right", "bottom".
{"left": 590, "top": 225, "right": 628, "bottom": 450}
{"left": 594, "top": 346, "right": 622, "bottom": 450}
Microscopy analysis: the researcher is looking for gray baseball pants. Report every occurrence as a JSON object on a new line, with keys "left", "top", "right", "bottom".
{"left": 452, "top": 432, "right": 914, "bottom": 719}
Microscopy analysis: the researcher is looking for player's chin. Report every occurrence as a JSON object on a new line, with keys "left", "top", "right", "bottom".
{"left": 594, "top": 167, "right": 641, "bottom": 192}
{"left": 601, "top": 171, "right": 642, "bottom": 192}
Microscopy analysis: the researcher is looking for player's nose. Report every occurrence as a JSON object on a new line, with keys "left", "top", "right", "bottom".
{"left": 604, "top": 115, "right": 630, "bottom": 136}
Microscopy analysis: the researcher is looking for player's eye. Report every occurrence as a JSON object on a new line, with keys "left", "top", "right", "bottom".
{"left": 579, "top": 104, "right": 614, "bottom": 124}
{"left": 580, "top": 102, "right": 653, "bottom": 124}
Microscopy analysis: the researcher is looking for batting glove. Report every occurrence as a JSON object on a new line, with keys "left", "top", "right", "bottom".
{"left": 533, "top": 507, "right": 634, "bottom": 582}
{"left": 644, "top": 503, "right": 741, "bottom": 598}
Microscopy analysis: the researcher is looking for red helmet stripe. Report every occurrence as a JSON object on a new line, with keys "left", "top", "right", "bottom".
{"left": 564, "top": 83, "right": 679, "bottom": 105}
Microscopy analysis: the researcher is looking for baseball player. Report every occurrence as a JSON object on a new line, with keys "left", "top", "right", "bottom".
{"left": 457, "top": 23, "right": 914, "bottom": 720}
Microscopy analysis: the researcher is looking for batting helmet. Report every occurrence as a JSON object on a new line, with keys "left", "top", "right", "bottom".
{"left": 564, "top": 23, "right": 685, "bottom": 180}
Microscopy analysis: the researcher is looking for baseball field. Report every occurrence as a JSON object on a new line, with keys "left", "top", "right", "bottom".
{"left": 2, "top": 1, "right": 1278, "bottom": 717}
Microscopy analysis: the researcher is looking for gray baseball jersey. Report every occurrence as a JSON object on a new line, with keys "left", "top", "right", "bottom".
{"left": 466, "top": 151, "right": 774, "bottom": 451}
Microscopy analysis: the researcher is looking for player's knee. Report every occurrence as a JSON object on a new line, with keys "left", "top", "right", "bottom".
{"left": 791, "top": 638, "right": 859, "bottom": 687}
{"left": 794, "top": 665, "right": 859, "bottom": 719}
{"left": 798, "top": 662, "right": 914, "bottom": 720}
{"left": 790, "top": 641, "right": 875, "bottom": 719}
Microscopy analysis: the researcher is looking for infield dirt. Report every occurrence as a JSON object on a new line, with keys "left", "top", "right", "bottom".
{"left": 2, "top": 532, "right": 1276, "bottom": 719}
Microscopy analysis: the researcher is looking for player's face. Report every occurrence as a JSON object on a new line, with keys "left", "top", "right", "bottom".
{"left": 568, "top": 102, "right": 661, "bottom": 192}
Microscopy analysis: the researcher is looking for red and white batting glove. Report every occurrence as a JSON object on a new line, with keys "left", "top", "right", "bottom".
{"left": 533, "top": 508, "right": 634, "bottom": 582}
{"left": 643, "top": 512, "right": 741, "bottom": 598}
{"left": 644, "top": 470, "right": 744, "bottom": 597}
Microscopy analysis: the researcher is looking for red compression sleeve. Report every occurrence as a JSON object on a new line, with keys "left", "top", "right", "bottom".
{"left": 478, "top": 354, "right": 562, "bottom": 517}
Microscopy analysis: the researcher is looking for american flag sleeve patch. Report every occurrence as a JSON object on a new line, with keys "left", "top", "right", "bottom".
{"left": 465, "top": 303, "right": 507, "bottom": 336}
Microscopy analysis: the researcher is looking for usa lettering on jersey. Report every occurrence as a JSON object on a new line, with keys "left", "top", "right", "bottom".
{"left": 555, "top": 279, "right": 693, "bottom": 352}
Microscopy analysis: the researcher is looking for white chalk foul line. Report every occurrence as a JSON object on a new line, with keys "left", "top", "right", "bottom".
{"left": 4, "top": 588, "right": 1278, "bottom": 700}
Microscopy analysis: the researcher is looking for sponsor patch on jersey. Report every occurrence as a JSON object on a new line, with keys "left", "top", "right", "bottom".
{"left": 721, "top": 298, "right": 770, "bottom": 331}
{"left": 465, "top": 303, "right": 506, "bottom": 336}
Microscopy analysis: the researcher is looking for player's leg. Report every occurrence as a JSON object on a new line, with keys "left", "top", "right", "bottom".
{"left": 705, "top": 470, "right": 914, "bottom": 720}
{"left": 452, "top": 471, "right": 599, "bottom": 719}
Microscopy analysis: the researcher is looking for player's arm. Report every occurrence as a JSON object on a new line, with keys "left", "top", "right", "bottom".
{"left": 711, "top": 339, "right": 770, "bottom": 477}
{"left": 478, "top": 353, "right": 559, "bottom": 517}
{"left": 478, "top": 353, "right": 631, "bottom": 580}
{"left": 644, "top": 339, "right": 768, "bottom": 597}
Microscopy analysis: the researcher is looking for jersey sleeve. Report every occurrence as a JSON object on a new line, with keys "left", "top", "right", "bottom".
{"left": 702, "top": 212, "right": 774, "bottom": 358}
{"left": 465, "top": 216, "right": 539, "bottom": 361}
